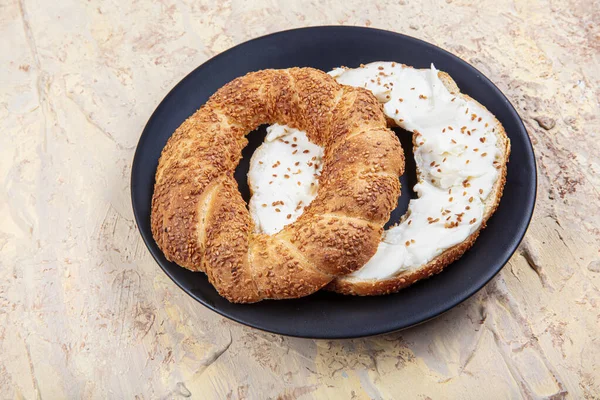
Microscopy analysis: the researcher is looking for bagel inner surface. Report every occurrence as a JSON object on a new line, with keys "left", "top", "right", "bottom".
{"left": 247, "top": 124, "right": 323, "bottom": 234}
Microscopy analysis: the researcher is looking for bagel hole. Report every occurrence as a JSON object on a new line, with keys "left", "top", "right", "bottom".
{"left": 233, "top": 124, "right": 269, "bottom": 205}
{"left": 384, "top": 128, "right": 417, "bottom": 229}
{"left": 235, "top": 125, "right": 416, "bottom": 232}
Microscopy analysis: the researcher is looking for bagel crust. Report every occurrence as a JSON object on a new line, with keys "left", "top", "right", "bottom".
{"left": 151, "top": 68, "right": 404, "bottom": 303}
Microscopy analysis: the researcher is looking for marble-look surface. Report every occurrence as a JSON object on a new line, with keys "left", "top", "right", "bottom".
{"left": 1, "top": 0, "right": 599, "bottom": 398}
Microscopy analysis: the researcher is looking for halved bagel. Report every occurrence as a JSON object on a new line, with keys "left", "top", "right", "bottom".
{"left": 151, "top": 68, "right": 404, "bottom": 303}
{"left": 327, "top": 66, "right": 510, "bottom": 295}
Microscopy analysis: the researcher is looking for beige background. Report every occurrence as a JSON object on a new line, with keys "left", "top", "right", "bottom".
{"left": 1, "top": 0, "right": 599, "bottom": 398}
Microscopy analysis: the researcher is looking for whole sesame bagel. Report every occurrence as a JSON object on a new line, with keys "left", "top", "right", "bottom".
{"left": 151, "top": 68, "right": 404, "bottom": 303}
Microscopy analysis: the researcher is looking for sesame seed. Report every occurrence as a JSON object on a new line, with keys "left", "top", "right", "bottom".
{"left": 303, "top": 150, "right": 309, "bottom": 154}
{"left": 419, "top": 94, "right": 428, "bottom": 99}
{"left": 481, "top": 152, "right": 488, "bottom": 157}
{"left": 275, "top": 208, "right": 281, "bottom": 212}
{"left": 287, "top": 214, "right": 292, "bottom": 219}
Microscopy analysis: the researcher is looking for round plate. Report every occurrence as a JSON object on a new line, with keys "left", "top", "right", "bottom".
{"left": 131, "top": 26, "right": 536, "bottom": 339}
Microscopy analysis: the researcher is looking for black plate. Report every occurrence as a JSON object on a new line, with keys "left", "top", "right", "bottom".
{"left": 131, "top": 26, "right": 536, "bottom": 339}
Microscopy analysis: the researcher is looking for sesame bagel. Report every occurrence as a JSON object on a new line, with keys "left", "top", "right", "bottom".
{"left": 151, "top": 68, "right": 404, "bottom": 303}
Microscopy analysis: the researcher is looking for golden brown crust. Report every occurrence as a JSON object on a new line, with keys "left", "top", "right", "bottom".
{"left": 327, "top": 70, "right": 511, "bottom": 296}
{"left": 151, "top": 68, "right": 404, "bottom": 303}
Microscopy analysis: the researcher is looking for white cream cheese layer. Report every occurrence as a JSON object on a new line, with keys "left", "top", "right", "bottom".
{"left": 248, "top": 123, "right": 323, "bottom": 235}
{"left": 249, "top": 62, "right": 501, "bottom": 280}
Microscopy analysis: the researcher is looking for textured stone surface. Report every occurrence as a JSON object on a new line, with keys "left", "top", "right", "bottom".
{"left": 1, "top": 0, "right": 599, "bottom": 398}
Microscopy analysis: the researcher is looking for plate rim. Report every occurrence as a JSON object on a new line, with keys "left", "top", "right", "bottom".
{"left": 131, "top": 25, "right": 537, "bottom": 339}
